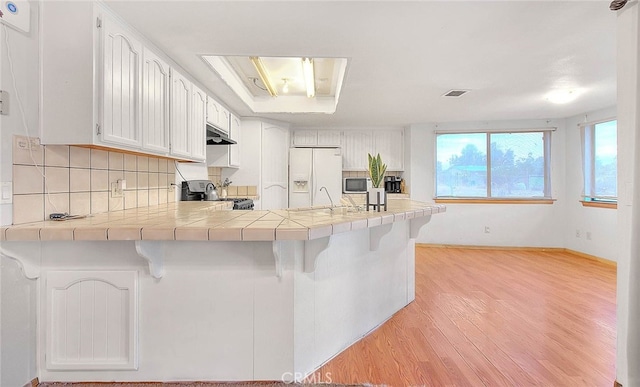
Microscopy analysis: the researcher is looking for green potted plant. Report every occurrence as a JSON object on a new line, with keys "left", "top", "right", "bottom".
{"left": 367, "top": 153, "right": 387, "bottom": 205}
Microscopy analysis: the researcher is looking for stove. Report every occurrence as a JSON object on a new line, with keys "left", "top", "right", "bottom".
{"left": 218, "top": 198, "right": 254, "bottom": 210}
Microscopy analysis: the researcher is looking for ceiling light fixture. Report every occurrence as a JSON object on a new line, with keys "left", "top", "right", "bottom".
{"left": 250, "top": 56, "right": 278, "bottom": 97}
{"left": 302, "top": 58, "right": 315, "bottom": 98}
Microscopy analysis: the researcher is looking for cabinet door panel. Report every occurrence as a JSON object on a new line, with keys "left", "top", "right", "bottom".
{"left": 101, "top": 16, "right": 142, "bottom": 147}
{"left": 191, "top": 84, "right": 207, "bottom": 161}
{"left": 229, "top": 115, "right": 241, "bottom": 167}
{"left": 317, "top": 130, "right": 342, "bottom": 147}
{"left": 261, "top": 124, "right": 289, "bottom": 209}
{"left": 292, "top": 130, "right": 317, "bottom": 147}
{"left": 373, "top": 130, "right": 404, "bottom": 171}
{"left": 342, "top": 131, "right": 372, "bottom": 170}
{"left": 142, "top": 48, "right": 169, "bottom": 153}
{"left": 170, "top": 69, "right": 191, "bottom": 158}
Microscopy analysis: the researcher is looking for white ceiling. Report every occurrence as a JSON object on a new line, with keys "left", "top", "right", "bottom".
{"left": 105, "top": 0, "right": 617, "bottom": 128}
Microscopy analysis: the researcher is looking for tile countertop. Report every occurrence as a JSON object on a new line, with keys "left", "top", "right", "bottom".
{"left": 0, "top": 199, "right": 445, "bottom": 242}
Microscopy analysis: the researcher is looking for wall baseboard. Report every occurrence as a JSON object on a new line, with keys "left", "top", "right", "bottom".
{"left": 416, "top": 244, "right": 616, "bottom": 267}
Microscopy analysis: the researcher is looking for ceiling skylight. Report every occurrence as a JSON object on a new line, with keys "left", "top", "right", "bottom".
{"left": 202, "top": 55, "right": 348, "bottom": 114}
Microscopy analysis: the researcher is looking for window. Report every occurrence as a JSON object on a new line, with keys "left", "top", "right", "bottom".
{"left": 436, "top": 130, "right": 551, "bottom": 199}
{"left": 583, "top": 120, "right": 617, "bottom": 203}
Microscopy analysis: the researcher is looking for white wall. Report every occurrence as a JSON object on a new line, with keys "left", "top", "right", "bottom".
{"left": 615, "top": 4, "right": 639, "bottom": 385}
{"left": 406, "top": 119, "right": 568, "bottom": 248}
{"left": 564, "top": 106, "right": 618, "bottom": 261}
{"left": 0, "top": 2, "right": 40, "bottom": 385}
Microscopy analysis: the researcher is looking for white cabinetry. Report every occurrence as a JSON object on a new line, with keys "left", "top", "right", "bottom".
{"left": 261, "top": 124, "right": 289, "bottom": 210}
{"left": 206, "top": 96, "right": 230, "bottom": 134}
{"left": 207, "top": 114, "right": 241, "bottom": 168}
{"left": 317, "top": 130, "right": 342, "bottom": 147}
{"left": 45, "top": 270, "right": 138, "bottom": 371}
{"left": 100, "top": 14, "right": 142, "bottom": 148}
{"left": 342, "top": 131, "right": 373, "bottom": 170}
{"left": 229, "top": 114, "right": 241, "bottom": 167}
{"left": 373, "top": 130, "right": 404, "bottom": 171}
{"left": 191, "top": 85, "right": 207, "bottom": 161}
{"left": 342, "top": 130, "right": 404, "bottom": 171}
{"left": 292, "top": 130, "right": 341, "bottom": 147}
{"left": 292, "top": 130, "right": 317, "bottom": 147}
{"left": 40, "top": 2, "right": 205, "bottom": 161}
{"left": 170, "top": 69, "right": 191, "bottom": 159}
{"left": 141, "top": 48, "right": 170, "bottom": 153}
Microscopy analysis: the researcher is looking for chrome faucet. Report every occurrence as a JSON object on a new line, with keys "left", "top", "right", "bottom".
{"left": 319, "top": 186, "right": 334, "bottom": 210}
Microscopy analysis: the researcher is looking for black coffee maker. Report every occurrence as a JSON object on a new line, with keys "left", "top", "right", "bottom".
{"left": 384, "top": 176, "right": 402, "bottom": 193}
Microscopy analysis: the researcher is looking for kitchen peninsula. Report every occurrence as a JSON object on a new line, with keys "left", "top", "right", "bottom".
{"left": 0, "top": 199, "right": 444, "bottom": 383}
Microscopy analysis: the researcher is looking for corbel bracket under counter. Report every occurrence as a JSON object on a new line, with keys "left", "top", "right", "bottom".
{"left": 135, "top": 241, "right": 165, "bottom": 279}
{"left": 0, "top": 242, "right": 42, "bottom": 279}
{"left": 303, "top": 236, "right": 331, "bottom": 273}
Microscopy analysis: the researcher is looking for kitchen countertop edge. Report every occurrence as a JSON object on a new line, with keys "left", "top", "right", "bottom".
{"left": 0, "top": 200, "right": 445, "bottom": 242}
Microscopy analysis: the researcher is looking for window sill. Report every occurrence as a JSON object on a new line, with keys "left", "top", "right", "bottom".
{"left": 580, "top": 200, "right": 617, "bottom": 209}
{"left": 434, "top": 198, "right": 556, "bottom": 205}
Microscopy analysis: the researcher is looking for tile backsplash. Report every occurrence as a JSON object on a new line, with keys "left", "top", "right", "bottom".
{"left": 207, "top": 167, "right": 258, "bottom": 198}
{"left": 12, "top": 136, "right": 176, "bottom": 224}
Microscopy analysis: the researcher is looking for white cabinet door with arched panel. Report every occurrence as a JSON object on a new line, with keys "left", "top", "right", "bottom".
{"left": 141, "top": 48, "right": 170, "bottom": 153}
{"left": 191, "top": 84, "right": 207, "bottom": 161}
{"left": 100, "top": 14, "right": 142, "bottom": 148}
{"left": 170, "top": 69, "right": 191, "bottom": 158}
{"left": 261, "top": 124, "right": 289, "bottom": 209}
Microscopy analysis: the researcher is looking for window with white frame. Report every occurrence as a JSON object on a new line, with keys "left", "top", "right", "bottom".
{"left": 583, "top": 120, "right": 617, "bottom": 202}
{"left": 435, "top": 130, "right": 552, "bottom": 199}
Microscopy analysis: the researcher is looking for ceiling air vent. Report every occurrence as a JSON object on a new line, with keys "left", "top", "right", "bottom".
{"left": 443, "top": 90, "right": 469, "bottom": 97}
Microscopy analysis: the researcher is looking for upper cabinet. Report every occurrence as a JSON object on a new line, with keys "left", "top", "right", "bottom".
{"left": 206, "top": 113, "right": 241, "bottom": 168}
{"left": 191, "top": 84, "right": 207, "bottom": 161}
{"left": 292, "top": 130, "right": 341, "bottom": 147}
{"left": 342, "top": 131, "right": 373, "bottom": 170}
{"left": 229, "top": 114, "right": 241, "bottom": 167}
{"left": 317, "top": 130, "right": 342, "bottom": 147}
{"left": 40, "top": 2, "right": 206, "bottom": 162}
{"left": 206, "top": 96, "right": 230, "bottom": 134}
{"left": 373, "top": 130, "right": 404, "bottom": 171}
{"left": 340, "top": 130, "right": 404, "bottom": 171}
{"left": 141, "top": 48, "right": 170, "bottom": 153}
{"left": 100, "top": 15, "right": 143, "bottom": 148}
{"left": 170, "top": 69, "right": 191, "bottom": 159}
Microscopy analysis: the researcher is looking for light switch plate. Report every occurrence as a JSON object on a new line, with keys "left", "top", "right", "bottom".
{"left": 1, "top": 182, "right": 12, "bottom": 204}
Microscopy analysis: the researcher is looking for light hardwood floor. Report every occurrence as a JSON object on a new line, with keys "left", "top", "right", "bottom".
{"left": 317, "top": 246, "right": 617, "bottom": 386}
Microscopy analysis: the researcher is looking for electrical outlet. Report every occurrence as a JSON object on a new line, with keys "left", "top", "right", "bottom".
{"left": 576, "top": 229, "right": 581, "bottom": 238}
{"left": 110, "top": 179, "right": 125, "bottom": 198}
{"left": 484, "top": 226, "right": 490, "bottom": 234}
{"left": 586, "top": 232, "right": 592, "bottom": 240}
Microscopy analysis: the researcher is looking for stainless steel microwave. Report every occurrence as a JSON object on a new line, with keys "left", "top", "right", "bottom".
{"left": 343, "top": 177, "right": 372, "bottom": 193}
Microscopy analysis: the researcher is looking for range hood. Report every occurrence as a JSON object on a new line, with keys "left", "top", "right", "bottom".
{"left": 206, "top": 124, "right": 236, "bottom": 145}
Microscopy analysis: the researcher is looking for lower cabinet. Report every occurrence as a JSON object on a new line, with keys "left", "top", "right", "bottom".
{"left": 45, "top": 270, "right": 138, "bottom": 370}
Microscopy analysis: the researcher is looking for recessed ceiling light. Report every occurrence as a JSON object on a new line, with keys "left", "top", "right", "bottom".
{"left": 546, "top": 89, "right": 580, "bottom": 104}
{"left": 442, "top": 90, "right": 469, "bottom": 97}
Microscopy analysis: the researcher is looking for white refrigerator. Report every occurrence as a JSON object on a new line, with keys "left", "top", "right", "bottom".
{"left": 289, "top": 148, "right": 342, "bottom": 208}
